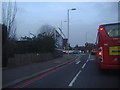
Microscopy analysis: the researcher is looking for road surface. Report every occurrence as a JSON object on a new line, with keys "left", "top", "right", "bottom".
{"left": 10, "top": 54, "right": 120, "bottom": 88}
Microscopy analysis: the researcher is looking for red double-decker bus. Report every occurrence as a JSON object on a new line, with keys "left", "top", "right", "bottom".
{"left": 97, "top": 23, "right": 120, "bottom": 69}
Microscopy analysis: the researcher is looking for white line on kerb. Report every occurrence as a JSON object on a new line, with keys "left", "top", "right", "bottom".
{"left": 69, "top": 70, "right": 82, "bottom": 87}
{"left": 82, "top": 63, "right": 86, "bottom": 69}
{"left": 76, "top": 61, "right": 81, "bottom": 64}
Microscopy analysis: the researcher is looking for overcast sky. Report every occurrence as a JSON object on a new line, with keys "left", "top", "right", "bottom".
{"left": 3, "top": 2, "right": 119, "bottom": 46}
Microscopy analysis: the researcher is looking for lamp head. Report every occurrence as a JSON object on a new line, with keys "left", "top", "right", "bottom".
{"left": 71, "top": 8, "right": 76, "bottom": 10}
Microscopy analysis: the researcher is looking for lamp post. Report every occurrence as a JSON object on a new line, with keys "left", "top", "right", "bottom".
{"left": 67, "top": 8, "right": 76, "bottom": 58}
{"left": 86, "top": 32, "right": 87, "bottom": 43}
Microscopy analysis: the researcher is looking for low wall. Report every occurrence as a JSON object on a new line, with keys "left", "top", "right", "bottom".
{"left": 7, "top": 53, "right": 54, "bottom": 68}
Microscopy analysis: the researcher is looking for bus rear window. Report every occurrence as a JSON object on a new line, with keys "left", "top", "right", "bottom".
{"left": 104, "top": 24, "right": 120, "bottom": 37}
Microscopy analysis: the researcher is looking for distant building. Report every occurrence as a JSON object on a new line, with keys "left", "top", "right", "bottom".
{"left": 63, "top": 38, "right": 68, "bottom": 50}
{"left": 53, "top": 28, "right": 64, "bottom": 57}
{"left": 54, "top": 29, "right": 64, "bottom": 50}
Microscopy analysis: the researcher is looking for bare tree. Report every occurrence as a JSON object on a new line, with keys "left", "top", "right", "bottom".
{"left": 38, "top": 24, "right": 55, "bottom": 37}
{"left": 2, "top": 1, "right": 17, "bottom": 40}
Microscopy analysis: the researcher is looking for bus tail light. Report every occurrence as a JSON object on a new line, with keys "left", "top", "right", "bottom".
{"left": 98, "top": 52, "right": 103, "bottom": 56}
{"left": 98, "top": 47, "right": 103, "bottom": 62}
{"left": 99, "top": 27, "right": 104, "bottom": 31}
{"left": 99, "top": 26, "right": 104, "bottom": 31}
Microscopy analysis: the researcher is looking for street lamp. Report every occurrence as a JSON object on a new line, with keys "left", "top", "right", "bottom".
{"left": 67, "top": 8, "right": 76, "bottom": 58}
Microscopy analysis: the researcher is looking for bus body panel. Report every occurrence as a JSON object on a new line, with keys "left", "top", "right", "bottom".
{"left": 97, "top": 23, "right": 120, "bottom": 69}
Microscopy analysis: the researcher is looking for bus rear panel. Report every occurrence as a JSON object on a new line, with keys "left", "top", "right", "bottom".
{"left": 97, "top": 23, "right": 120, "bottom": 69}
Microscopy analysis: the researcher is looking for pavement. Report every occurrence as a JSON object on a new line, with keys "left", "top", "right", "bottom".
{"left": 2, "top": 54, "right": 77, "bottom": 88}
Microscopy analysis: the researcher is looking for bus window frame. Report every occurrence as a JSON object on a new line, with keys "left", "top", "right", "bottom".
{"left": 101, "top": 24, "right": 120, "bottom": 38}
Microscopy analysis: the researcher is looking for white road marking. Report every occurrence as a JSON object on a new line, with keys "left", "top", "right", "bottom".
{"left": 88, "top": 54, "right": 91, "bottom": 59}
{"left": 86, "top": 59, "right": 89, "bottom": 63}
{"left": 69, "top": 70, "right": 82, "bottom": 87}
{"left": 75, "top": 58, "right": 79, "bottom": 62}
{"left": 82, "top": 63, "right": 86, "bottom": 69}
{"left": 89, "top": 59, "right": 94, "bottom": 61}
{"left": 75, "top": 55, "right": 82, "bottom": 63}
{"left": 75, "top": 59, "right": 78, "bottom": 62}
{"left": 69, "top": 54, "right": 90, "bottom": 87}
{"left": 76, "top": 61, "right": 81, "bottom": 64}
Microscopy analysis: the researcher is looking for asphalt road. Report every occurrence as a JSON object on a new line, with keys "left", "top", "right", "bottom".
{"left": 11, "top": 54, "right": 120, "bottom": 88}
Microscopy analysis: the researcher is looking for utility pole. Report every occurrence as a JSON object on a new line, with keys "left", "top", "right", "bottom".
{"left": 86, "top": 32, "right": 87, "bottom": 43}
{"left": 67, "top": 8, "right": 76, "bottom": 59}
{"left": 67, "top": 9, "right": 70, "bottom": 58}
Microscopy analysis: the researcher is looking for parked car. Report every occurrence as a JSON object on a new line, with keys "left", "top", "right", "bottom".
{"left": 70, "top": 51, "right": 80, "bottom": 54}
{"left": 91, "top": 49, "right": 96, "bottom": 55}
